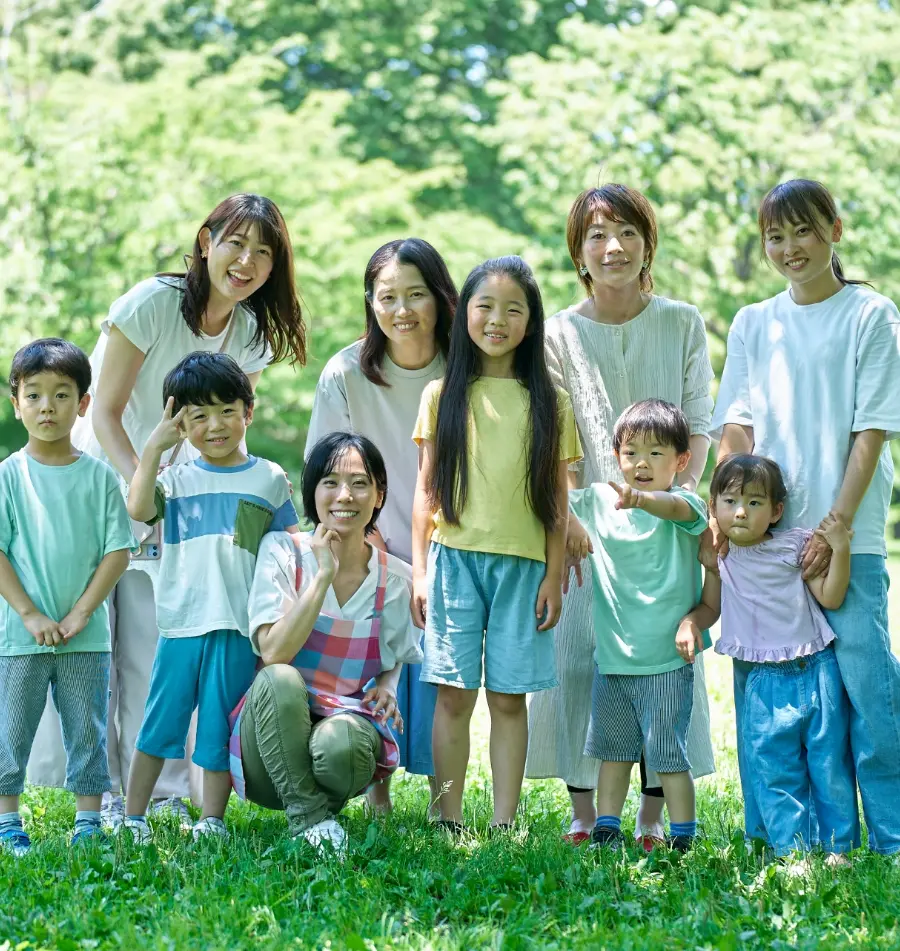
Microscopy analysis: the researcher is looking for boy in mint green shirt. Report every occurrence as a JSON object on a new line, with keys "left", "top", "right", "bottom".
{"left": 0, "top": 339, "right": 134, "bottom": 856}
{"left": 568, "top": 399, "right": 708, "bottom": 852}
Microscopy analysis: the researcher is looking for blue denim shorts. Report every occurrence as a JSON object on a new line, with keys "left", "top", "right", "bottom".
{"left": 136, "top": 630, "right": 258, "bottom": 772}
{"left": 421, "top": 542, "right": 557, "bottom": 694}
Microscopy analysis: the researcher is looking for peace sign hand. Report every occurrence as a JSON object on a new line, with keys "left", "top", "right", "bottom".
{"left": 147, "top": 397, "right": 187, "bottom": 454}
{"left": 608, "top": 481, "right": 645, "bottom": 511}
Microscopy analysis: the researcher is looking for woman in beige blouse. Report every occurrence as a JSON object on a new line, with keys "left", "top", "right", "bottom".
{"left": 525, "top": 184, "right": 716, "bottom": 846}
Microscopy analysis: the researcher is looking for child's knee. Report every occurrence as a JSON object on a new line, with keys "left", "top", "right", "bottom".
{"left": 436, "top": 685, "right": 478, "bottom": 719}
{"left": 485, "top": 690, "right": 525, "bottom": 717}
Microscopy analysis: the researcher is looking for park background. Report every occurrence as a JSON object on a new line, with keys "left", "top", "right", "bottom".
{"left": 2, "top": 0, "right": 900, "bottom": 948}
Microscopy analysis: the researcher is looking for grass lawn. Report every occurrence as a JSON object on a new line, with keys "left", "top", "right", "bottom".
{"left": 3, "top": 560, "right": 900, "bottom": 950}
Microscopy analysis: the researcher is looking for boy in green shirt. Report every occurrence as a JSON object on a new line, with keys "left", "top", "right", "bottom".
{"left": 0, "top": 339, "right": 134, "bottom": 856}
{"left": 568, "top": 399, "right": 708, "bottom": 852}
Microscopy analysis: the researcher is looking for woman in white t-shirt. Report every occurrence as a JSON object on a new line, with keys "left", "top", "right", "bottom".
{"left": 712, "top": 178, "right": 900, "bottom": 855}
{"left": 27, "top": 194, "right": 307, "bottom": 824}
{"left": 525, "top": 184, "right": 716, "bottom": 848}
{"left": 305, "top": 238, "right": 457, "bottom": 813}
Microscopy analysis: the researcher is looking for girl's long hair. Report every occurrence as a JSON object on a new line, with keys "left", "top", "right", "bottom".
{"left": 429, "top": 255, "right": 561, "bottom": 531}
{"left": 159, "top": 194, "right": 307, "bottom": 366}
{"left": 360, "top": 238, "right": 457, "bottom": 386}
{"left": 758, "top": 179, "right": 872, "bottom": 288}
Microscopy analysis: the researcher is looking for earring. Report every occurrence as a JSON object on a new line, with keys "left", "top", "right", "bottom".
{"left": 579, "top": 265, "right": 589, "bottom": 276}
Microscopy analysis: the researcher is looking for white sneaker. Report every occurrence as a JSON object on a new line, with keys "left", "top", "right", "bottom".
{"left": 120, "top": 817, "right": 152, "bottom": 845}
{"left": 100, "top": 794, "right": 125, "bottom": 832}
{"left": 192, "top": 817, "right": 227, "bottom": 841}
{"left": 149, "top": 796, "right": 194, "bottom": 831}
{"left": 298, "top": 818, "right": 347, "bottom": 857}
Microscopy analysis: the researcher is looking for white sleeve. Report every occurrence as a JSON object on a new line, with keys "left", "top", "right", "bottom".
{"left": 377, "top": 570, "right": 424, "bottom": 669}
{"left": 103, "top": 280, "right": 168, "bottom": 354}
{"left": 236, "top": 307, "right": 271, "bottom": 375}
{"left": 710, "top": 314, "right": 753, "bottom": 439}
{"left": 305, "top": 362, "right": 352, "bottom": 459}
{"left": 853, "top": 299, "right": 900, "bottom": 440}
{"left": 248, "top": 533, "right": 310, "bottom": 654}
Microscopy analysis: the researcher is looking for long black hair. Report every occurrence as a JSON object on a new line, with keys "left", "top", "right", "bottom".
{"left": 159, "top": 194, "right": 307, "bottom": 366}
{"left": 429, "top": 255, "right": 562, "bottom": 531}
{"left": 758, "top": 180, "right": 872, "bottom": 289}
{"left": 360, "top": 238, "right": 457, "bottom": 386}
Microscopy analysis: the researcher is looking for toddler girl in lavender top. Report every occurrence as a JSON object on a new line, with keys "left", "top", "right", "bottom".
{"left": 678, "top": 454, "right": 858, "bottom": 863}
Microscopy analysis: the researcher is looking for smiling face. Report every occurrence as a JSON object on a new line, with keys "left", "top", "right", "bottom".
{"left": 12, "top": 371, "right": 90, "bottom": 444}
{"left": 370, "top": 259, "right": 438, "bottom": 354}
{"left": 580, "top": 213, "right": 646, "bottom": 290}
{"left": 314, "top": 448, "right": 384, "bottom": 539}
{"left": 713, "top": 482, "right": 783, "bottom": 546}
{"left": 615, "top": 434, "right": 689, "bottom": 492}
{"left": 466, "top": 273, "right": 530, "bottom": 376}
{"left": 763, "top": 214, "right": 842, "bottom": 291}
{"left": 181, "top": 397, "right": 252, "bottom": 465}
{"left": 200, "top": 221, "right": 275, "bottom": 310}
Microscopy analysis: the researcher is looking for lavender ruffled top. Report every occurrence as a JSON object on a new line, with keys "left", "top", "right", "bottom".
{"left": 714, "top": 528, "right": 836, "bottom": 663}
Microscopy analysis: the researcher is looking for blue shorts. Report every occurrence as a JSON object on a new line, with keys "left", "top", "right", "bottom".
{"left": 136, "top": 630, "right": 257, "bottom": 772}
{"left": 395, "top": 657, "right": 436, "bottom": 775}
{"left": 421, "top": 542, "right": 557, "bottom": 694}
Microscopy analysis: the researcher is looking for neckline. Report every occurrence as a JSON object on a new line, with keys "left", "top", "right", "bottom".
{"left": 382, "top": 349, "right": 444, "bottom": 380}
{"left": 783, "top": 283, "right": 853, "bottom": 312}
{"left": 194, "top": 455, "right": 257, "bottom": 473}
{"left": 565, "top": 295, "right": 658, "bottom": 329}
{"left": 22, "top": 448, "right": 86, "bottom": 471}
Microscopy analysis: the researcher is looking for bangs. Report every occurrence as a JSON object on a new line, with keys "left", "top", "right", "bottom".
{"left": 581, "top": 194, "right": 630, "bottom": 239}
{"left": 321, "top": 444, "right": 376, "bottom": 485}
{"left": 710, "top": 454, "right": 787, "bottom": 505}
{"left": 213, "top": 209, "right": 283, "bottom": 251}
{"left": 759, "top": 180, "right": 836, "bottom": 242}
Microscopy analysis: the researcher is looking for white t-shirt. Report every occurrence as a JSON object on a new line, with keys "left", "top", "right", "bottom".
{"left": 73, "top": 276, "right": 272, "bottom": 467}
{"left": 711, "top": 284, "right": 900, "bottom": 555}
{"left": 248, "top": 532, "right": 424, "bottom": 670}
{"left": 305, "top": 341, "right": 444, "bottom": 563}
{"left": 152, "top": 457, "right": 297, "bottom": 638}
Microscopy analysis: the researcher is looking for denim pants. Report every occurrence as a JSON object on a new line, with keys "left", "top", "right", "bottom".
{"left": 824, "top": 555, "right": 900, "bottom": 855}
{"left": 239, "top": 665, "right": 381, "bottom": 834}
{"left": 741, "top": 647, "right": 859, "bottom": 855}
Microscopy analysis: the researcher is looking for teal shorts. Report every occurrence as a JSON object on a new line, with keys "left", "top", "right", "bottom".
{"left": 136, "top": 630, "right": 257, "bottom": 772}
{"left": 421, "top": 542, "right": 558, "bottom": 694}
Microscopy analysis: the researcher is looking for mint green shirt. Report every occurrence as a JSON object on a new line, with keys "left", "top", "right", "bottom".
{"left": 0, "top": 450, "right": 135, "bottom": 655}
{"left": 569, "top": 483, "right": 708, "bottom": 675}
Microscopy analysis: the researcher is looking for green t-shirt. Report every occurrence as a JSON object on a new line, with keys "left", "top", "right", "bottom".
{"left": 569, "top": 483, "right": 708, "bottom": 675}
{"left": 0, "top": 450, "right": 135, "bottom": 655}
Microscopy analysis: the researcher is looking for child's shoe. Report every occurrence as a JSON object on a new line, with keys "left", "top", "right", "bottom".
{"left": 119, "top": 816, "right": 152, "bottom": 845}
{"left": 192, "top": 817, "right": 227, "bottom": 841}
{"left": 590, "top": 825, "right": 625, "bottom": 850}
{"left": 0, "top": 826, "right": 31, "bottom": 857}
{"left": 150, "top": 796, "right": 193, "bottom": 831}
{"left": 666, "top": 833, "right": 695, "bottom": 853}
{"left": 297, "top": 818, "right": 347, "bottom": 857}
{"left": 100, "top": 794, "right": 125, "bottom": 832}
{"left": 635, "top": 820, "right": 667, "bottom": 853}
{"left": 71, "top": 821, "right": 106, "bottom": 847}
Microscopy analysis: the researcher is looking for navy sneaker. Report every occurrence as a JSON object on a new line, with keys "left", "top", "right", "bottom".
{"left": 591, "top": 825, "right": 625, "bottom": 849}
{"left": 666, "top": 833, "right": 695, "bottom": 853}
{"left": 0, "top": 826, "right": 31, "bottom": 857}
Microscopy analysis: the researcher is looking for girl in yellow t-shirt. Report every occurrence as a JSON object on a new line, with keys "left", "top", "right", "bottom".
{"left": 411, "top": 254, "right": 581, "bottom": 832}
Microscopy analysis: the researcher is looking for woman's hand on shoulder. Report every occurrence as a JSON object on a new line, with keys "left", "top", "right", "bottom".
{"left": 309, "top": 523, "right": 339, "bottom": 583}
{"left": 698, "top": 523, "right": 723, "bottom": 573}
{"left": 362, "top": 684, "right": 403, "bottom": 734}
{"left": 564, "top": 515, "right": 592, "bottom": 593}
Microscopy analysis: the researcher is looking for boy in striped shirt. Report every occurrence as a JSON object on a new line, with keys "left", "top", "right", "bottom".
{"left": 122, "top": 352, "right": 298, "bottom": 842}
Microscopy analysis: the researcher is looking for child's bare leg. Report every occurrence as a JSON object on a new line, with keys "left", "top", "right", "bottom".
{"left": 432, "top": 685, "right": 478, "bottom": 823}
{"left": 658, "top": 771, "right": 695, "bottom": 824}
{"left": 200, "top": 769, "right": 233, "bottom": 820}
{"left": 485, "top": 690, "right": 527, "bottom": 825}
{"left": 596, "top": 761, "right": 635, "bottom": 820}
{"left": 366, "top": 774, "right": 393, "bottom": 813}
{"left": 0, "top": 795, "right": 20, "bottom": 814}
{"left": 125, "top": 751, "right": 165, "bottom": 816}
{"left": 75, "top": 795, "right": 102, "bottom": 813}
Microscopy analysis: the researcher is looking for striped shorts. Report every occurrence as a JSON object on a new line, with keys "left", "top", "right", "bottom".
{"left": 585, "top": 664, "right": 694, "bottom": 774}
{"left": 0, "top": 652, "right": 110, "bottom": 796}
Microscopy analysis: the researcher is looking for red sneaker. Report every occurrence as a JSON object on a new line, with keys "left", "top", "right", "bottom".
{"left": 562, "top": 830, "right": 591, "bottom": 846}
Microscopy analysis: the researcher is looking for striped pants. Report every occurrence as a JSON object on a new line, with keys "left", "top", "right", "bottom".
{"left": 0, "top": 652, "right": 110, "bottom": 796}
{"left": 585, "top": 665, "right": 694, "bottom": 774}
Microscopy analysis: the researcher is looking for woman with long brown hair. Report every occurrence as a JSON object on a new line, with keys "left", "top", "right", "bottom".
{"left": 27, "top": 194, "right": 306, "bottom": 828}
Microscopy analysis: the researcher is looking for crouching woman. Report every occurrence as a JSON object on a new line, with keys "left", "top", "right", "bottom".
{"left": 228, "top": 432, "right": 423, "bottom": 853}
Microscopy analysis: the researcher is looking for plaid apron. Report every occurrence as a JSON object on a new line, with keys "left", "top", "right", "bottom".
{"left": 229, "top": 545, "right": 400, "bottom": 799}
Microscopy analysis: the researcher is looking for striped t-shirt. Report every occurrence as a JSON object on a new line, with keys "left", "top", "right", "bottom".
{"left": 151, "top": 456, "right": 298, "bottom": 638}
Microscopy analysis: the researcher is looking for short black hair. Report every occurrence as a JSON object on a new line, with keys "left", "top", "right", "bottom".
{"left": 9, "top": 338, "right": 91, "bottom": 399}
{"left": 302, "top": 432, "right": 388, "bottom": 536}
{"left": 162, "top": 351, "right": 254, "bottom": 414}
{"left": 612, "top": 399, "right": 690, "bottom": 454}
{"left": 710, "top": 454, "right": 787, "bottom": 508}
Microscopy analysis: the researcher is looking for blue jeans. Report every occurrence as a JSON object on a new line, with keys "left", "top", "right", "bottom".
{"left": 741, "top": 647, "right": 859, "bottom": 855}
{"left": 824, "top": 555, "right": 900, "bottom": 855}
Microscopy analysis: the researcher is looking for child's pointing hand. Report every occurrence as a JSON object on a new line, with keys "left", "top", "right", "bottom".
{"left": 608, "top": 481, "right": 644, "bottom": 511}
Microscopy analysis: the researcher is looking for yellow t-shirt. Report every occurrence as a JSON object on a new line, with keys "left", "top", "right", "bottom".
{"left": 413, "top": 377, "right": 582, "bottom": 562}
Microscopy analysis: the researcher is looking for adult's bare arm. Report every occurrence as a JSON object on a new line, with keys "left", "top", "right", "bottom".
{"left": 92, "top": 327, "right": 146, "bottom": 481}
